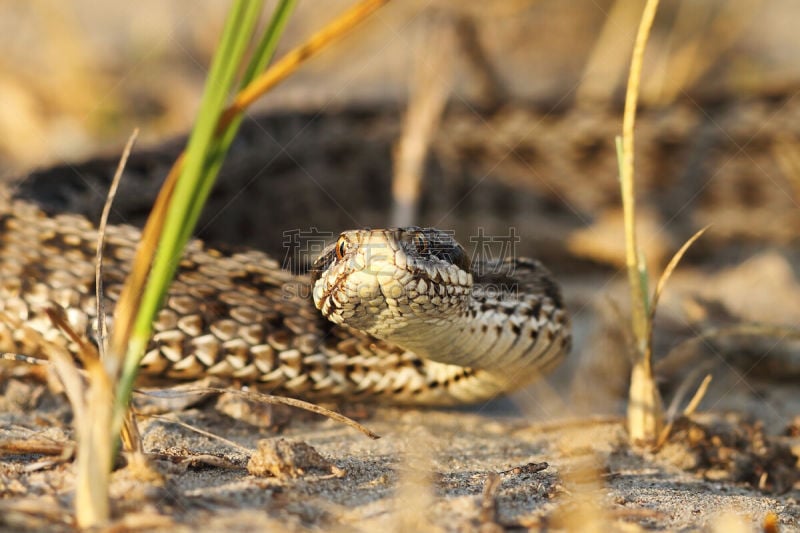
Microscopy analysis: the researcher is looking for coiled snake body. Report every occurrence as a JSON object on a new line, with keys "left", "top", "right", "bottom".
{"left": 0, "top": 200, "right": 569, "bottom": 405}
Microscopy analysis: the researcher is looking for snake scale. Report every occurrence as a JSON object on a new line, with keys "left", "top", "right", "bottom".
{"left": 0, "top": 199, "right": 569, "bottom": 405}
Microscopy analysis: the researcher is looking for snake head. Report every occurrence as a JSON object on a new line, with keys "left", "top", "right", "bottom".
{"left": 310, "top": 227, "right": 473, "bottom": 339}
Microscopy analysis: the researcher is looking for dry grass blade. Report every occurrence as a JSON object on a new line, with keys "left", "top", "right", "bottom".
{"left": 645, "top": 225, "right": 709, "bottom": 360}
{"left": 656, "top": 371, "right": 712, "bottom": 449}
{"left": 682, "top": 373, "right": 712, "bottom": 417}
{"left": 138, "top": 387, "right": 380, "bottom": 440}
{"left": 44, "top": 129, "right": 141, "bottom": 526}
{"left": 224, "top": 0, "right": 391, "bottom": 122}
{"left": 140, "top": 413, "right": 252, "bottom": 454}
{"left": 44, "top": 307, "right": 113, "bottom": 526}
{"left": 94, "top": 128, "right": 145, "bottom": 455}
{"left": 661, "top": 362, "right": 712, "bottom": 424}
{"left": 45, "top": 307, "right": 98, "bottom": 362}
{"left": 95, "top": 128, "right": 139, "bottom": 360}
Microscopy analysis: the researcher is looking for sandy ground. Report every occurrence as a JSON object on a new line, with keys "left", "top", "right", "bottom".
{"left": 1, "top": 379, "right": 799, "bottom": 531}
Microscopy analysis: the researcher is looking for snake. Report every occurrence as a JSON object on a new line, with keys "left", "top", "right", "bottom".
{"left": 0, "top": 199, "right": 569, "bottom": 405}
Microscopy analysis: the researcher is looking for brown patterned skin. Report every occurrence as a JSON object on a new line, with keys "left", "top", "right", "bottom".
{"left": 0, "top": 200, "right": 567, "bottom": 405}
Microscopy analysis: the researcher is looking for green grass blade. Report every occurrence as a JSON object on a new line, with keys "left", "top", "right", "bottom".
{"left": 115, "top": 0, "right": 266, "bottom": 422}
{"left": 180, "top": 0, "right": 298, "bottom": 246}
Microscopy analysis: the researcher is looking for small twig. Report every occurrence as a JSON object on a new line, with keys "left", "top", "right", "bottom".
{"left": 138, "top": 413, "right": 252, "bottom": 455}
{"left": 0, "top": 353, "right": 48, "bottom": 365}
{"left": 137, "top": 387, "right": 380, "bottom": 439}
{"left": 498, "top": 462, "right": 549, "bottom": 476}
{"left": 0, "top": 439, "right": 70, "bottom": 456}
{"left": 95, "top": 128, "right": 139, "bottom": 360}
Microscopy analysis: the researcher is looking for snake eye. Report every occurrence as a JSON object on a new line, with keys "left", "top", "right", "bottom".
{"left": 335, "top": 236, "right": 347, "bottom": 260}
{"left": 413, "top": 231, "right": 428, "bottom": 254}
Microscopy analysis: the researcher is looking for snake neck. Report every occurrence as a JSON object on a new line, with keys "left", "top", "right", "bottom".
{"left": 383, "top": 259, "right": 570, "bottom": 378}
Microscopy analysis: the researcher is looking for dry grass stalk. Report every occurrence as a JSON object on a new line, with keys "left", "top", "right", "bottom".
{"left": 43, "top": 308, "right": 110, "bottom": 527}
{"left": 36, "top": 127, "right": 137, "bottom": 527}
{"left": 77, "top": 129, "right": 139, "bottom": 525}
{"left": 607, "top": 0, "right": 713, "bottom": 451}
{"left": 619, "top": 0, "right": 662, "bottom": 446}
{"left": 94, "top": 128, "right": 139, "bottom": 360}
{"left": 95, "top": 129, "right": 143, "bottom": 456}
{"left": 391, "top": 14, "right": 455, "bottom": 226}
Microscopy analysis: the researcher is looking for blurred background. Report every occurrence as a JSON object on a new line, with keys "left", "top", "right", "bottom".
{"left": 0, "top": 0, "right": 797, "bottom": 172}
{"left": 3, "top": 0, "right": 800, "bottom": 427}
